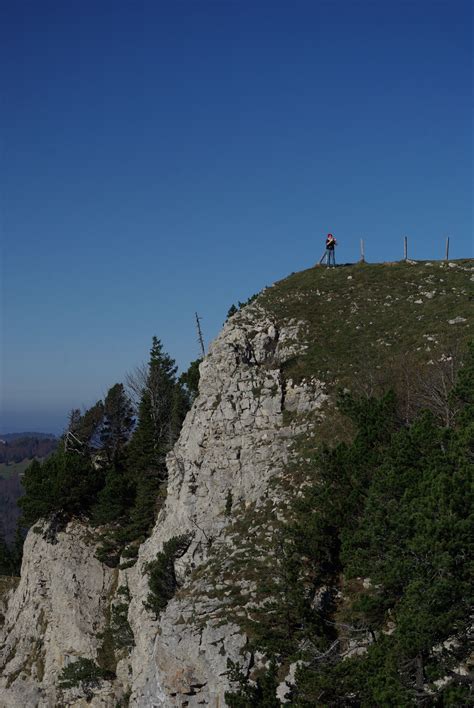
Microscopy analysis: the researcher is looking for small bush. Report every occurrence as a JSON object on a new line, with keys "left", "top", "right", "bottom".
{"left": 225, "top": 489, "right": 233, "bottom": 517}
{"left": 226, "top": 293, "right": 259, "bottom": 321}
{"left": 225, "top": 658, "right": 280, "bottom": 707}
{"left": 121, "top": 544, "right": 139, "bottom": 559}
{"left": 95, "top": 536, "right": 121, "bottom": 568}
{"left": 58, "top": 657, "right": 114, "bottom": 690}
{"left": 111, "top": 586, "right": 135, "bottom": 650}
{"left": 143, "top": 534, "right": 192, "bottom": 619}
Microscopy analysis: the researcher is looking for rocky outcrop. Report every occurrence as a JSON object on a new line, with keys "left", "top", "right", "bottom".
{"left": 0, "top": 303, "right": 327, "bottom": 707}
{"left": 125, "top": 305, "right": 327, "bottom": 706}
{"left": 0, "top": 521, "right": 118, "bottom": 707}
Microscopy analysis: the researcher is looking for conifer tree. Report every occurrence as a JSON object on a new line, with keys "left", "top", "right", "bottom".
{"left": 125, "top": 338, "right": 189, "bottom": 540}
{"left": 228, "top": 344, "right": 473, "bottom": 706}
{"left": 19, "top": 449, "right": 100, "bottom": 527}
{"left": 147, "top": 336, "right": 179, "bottom": 450}
{"left": 91, "top": 465, "right": 132, "bottom": 527}
{"left": 288, "top": 350, "right": 474, "bottom": 704}
{"left": 17, "top": 459, "right": 51, "bottom": 525}
{"left": 10, "top": 526, "right": 25, "bottom": 575}
{"left": 179, "top": 358, "right": 201, "bottom": 405}
{"left": 450, "top": 339, "right": 474, "bottom": 426}
{"left": 90, "top": 384, "right": 134, "bottom": 525}
{"left": 0, "top": 531, "right": 14, "bottom": 575}
{"left": 100, "top": 383, "right": 135, "bottom": 464}
{"left": 67, "top": 401, "right": 105, "bottom": 451}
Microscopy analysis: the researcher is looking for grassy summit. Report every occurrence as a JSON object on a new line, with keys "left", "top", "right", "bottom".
{"left": 260, "top": 259, "right": 473, "bottom": 390}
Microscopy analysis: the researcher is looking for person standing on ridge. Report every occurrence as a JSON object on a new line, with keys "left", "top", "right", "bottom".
{"left": 324, "top": 233, "right": 337, "bottom": 266}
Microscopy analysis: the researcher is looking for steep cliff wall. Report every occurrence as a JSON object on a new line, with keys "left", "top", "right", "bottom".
{"left": 125, "top": 305, "right": 327, "bottom": 707}
{"left": 0, "top": 521, "right": 117, "bottom": 707}
{"left": 0, "top": 303, "right": 326, "bottom": 707}
{"left": 1, "top": 260, "right": 471, "bottom": 707}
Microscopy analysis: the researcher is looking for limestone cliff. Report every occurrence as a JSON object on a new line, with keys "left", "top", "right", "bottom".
{"left": 1, "top": 261, "right": 472, "bottom": 707}
{"left": 125, "top": 305, "right": 326, "bottom": 707}
{"left": 0, "top": 303, "right": 325, "bottom": 707}
{"left": 0, "top": 521, "right": 117, "bottom": 706}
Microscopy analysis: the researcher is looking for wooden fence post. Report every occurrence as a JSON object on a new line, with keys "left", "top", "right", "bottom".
{"left": 360, "top": 238, "right": 365, "bottom": 262}
{"left": 404, "top": 236, "right": 408, "bottom": 261}
{"left": 445, "top": 236, "right": 450, "bottom": 261}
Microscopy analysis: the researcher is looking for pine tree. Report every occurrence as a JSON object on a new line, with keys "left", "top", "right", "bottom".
{"left": 100, "top": 383, "right": 135, "bottom": 464}
{"left": 147, "top": 336, "right": 179, "bottom": 450}
{"left": 17, "top": 459, "right": 52, "bottom": 525}
{"left": 290, "top": 350, "right": 473, "bottom": 704}
{"left": 67, "top": 401, "right": 105, "bottom": 451}
{"left": 340, "top": 406, "right": 473, "bottom": 699}
{"left": 231, "top": 344, "right": 473, "bottom": 705}
{"left": 0, "top": 531, "right": 14, "bottom": 575}
{"left": 450, "top": 339, "right": 474, "bottom": 426}
{"left": 225, "top": 658, "right": 281, "bottom": 707}
{"left": 90, "top": 384, "right": 134, "bottom": 526}
{"left": 10, "top": 526, "right": 25, "bottom": 575}
{"left": 170, "top": 383, "right": 190, "bottom": 445}
{"left": 179, "top": 358, "right": 201, "bottom": 405}
{"left": 125, "top": 338, "right": 189, "bottom": 541}
{"left": 91, "top": 464, "right": 133, "bottom": 526}
{"left": 125, "top": 393, "right": 165, "bottom": 541}
{"left": 19, "top": 449, "right": 100, "bottom": 527}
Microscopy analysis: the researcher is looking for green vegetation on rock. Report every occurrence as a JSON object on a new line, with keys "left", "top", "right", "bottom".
{"left": 110, "top": 586, "right": 135, "bottom": 651}
{"left": 144, "top": 534, "right": 193, "bottom": 619}
{"left": 260, "top": 260, "right": 472, "bottom": 392}
{"left": 225, "top": 339, "right": 473, "bottom": 706}
{"left": 226, "top": 293, "right": 260, "bottom": 321}
{"left": 58, "top": 657, "right": 114, "bottom": 690}
{"left": 17, "top": 337, "right": 195, "bottom": 566}
{"left": 225, "top": 658, "right": 280, "bottom": 707}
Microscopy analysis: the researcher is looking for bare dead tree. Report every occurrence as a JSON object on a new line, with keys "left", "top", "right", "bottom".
{"left": 125, "top": 355, "right": 180, "bottom": 455}
{"left": 125, "top": 363, "right": 149, "bottom": 413}
{"left": 350, "top": 337, "right": 466, "bottom": 427}
{"left": 195, "top": 312, "right": 205, "bottom": 358}
{"left": 411, "top": 350, "right": 462, "bottom": 427}
{"left": 395, "top": 336, "right": 465, "bottom": 427}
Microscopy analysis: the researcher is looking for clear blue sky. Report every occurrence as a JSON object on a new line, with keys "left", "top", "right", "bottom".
{"left": 1, "top": 0, "right": 472, "bottom": 433}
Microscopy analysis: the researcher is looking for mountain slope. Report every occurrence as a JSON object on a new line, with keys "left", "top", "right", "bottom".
{"left": 0, "top": 260, "right": 472, "bottom": 707}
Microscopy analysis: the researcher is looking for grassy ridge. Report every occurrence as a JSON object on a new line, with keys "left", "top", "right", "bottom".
{"left": 0, "top": 460, "right": 36, "bottom": 480}
{"left": 260, "top": 259, "right": 473, "bottom": 388}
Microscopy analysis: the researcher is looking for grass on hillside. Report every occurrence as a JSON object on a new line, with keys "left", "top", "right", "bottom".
{"left": 259, "top": 259, "right": 473, "bottom": 389}
{"left": 0, "top": 459, "right": 35, "bottom": 480}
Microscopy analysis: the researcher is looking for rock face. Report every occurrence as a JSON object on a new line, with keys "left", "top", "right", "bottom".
{"left": 0, "top": 521, "right": 117, "bottom": 707}
{"left": 126, "top": 305, "right": 326, "bottom": 707}
{"left": 0, "top": 304, "right": 327, "bottom": 707}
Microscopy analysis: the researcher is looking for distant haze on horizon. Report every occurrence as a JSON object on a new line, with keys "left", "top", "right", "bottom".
{"left": 1, "top": 0, "right": 472, "bottom": 434}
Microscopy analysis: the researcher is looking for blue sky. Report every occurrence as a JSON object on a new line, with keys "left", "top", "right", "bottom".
{"left": 1, "top": 0, "right": 472, "bottom": 433}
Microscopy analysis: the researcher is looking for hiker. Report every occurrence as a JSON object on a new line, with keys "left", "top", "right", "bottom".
{"left": 324, "top": 233, "right": 337, "bottom": 266}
